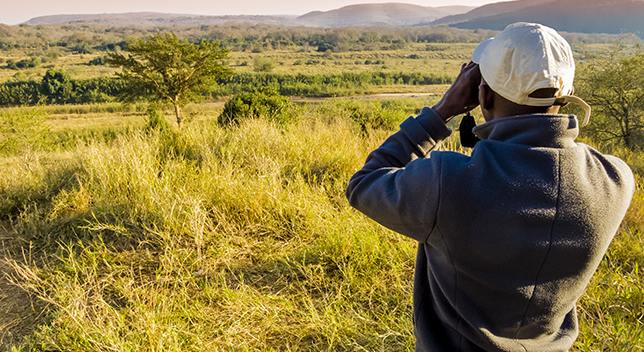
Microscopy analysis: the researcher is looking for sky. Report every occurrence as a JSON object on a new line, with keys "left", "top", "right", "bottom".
{"left": 1, "top": 0, "right": 501, "bottom": 25}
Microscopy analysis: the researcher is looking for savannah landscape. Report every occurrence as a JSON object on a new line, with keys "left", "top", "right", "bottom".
{"left": 0, "top": 20, "right": 642, "bottom": 351}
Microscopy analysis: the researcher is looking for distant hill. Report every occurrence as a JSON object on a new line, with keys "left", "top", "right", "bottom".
{"left": 294, "top": 3, "right": 474, "bottom": 27}
{"left": 23, "top": 0, "right": 644, "bottom": 37}
{"left": 25, "top": 3, "right": 474, "bottom": 27}
{"left": 25, "top": 12, "right": 298, "bottom": 26}
{"left": 431, "top": 0, "right": 549, "bottom": 26}
{"left": 435, "top": 0, "right": 644, "bottom": 37}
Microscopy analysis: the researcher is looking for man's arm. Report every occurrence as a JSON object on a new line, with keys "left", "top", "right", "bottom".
{"left": 345, "top": 107, "right": 451, "bottom": 242}
{"left": 345, "top": 62, "right": 482, "bottom": 242}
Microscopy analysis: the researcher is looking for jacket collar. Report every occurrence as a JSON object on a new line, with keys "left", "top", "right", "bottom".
{"left": 472, "top": 114, "right": 579, "bottom": 148}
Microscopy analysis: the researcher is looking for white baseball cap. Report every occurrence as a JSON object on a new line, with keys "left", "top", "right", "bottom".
{"left": 471, "top": 22, "right": 591, "bottom": 125}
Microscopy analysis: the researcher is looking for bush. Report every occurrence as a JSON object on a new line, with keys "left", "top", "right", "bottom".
{"left": 47, "top": 52, "right": 60, "bottom": 60}
{"left": 219, "top": 87, "right": 297, "bottom": 127}
{"left": 15, "top": 57, "right": 41, "bottom": 69}
{"left": 74, "top": 42, "right": 94, "bottom": 54}
{"left": 0, "top": 81, "right": 43, "bottom": 105}
{"left": 253, "top": 57, "right": 274, "bottom": 72}
{"left": 146, "top": 102, "right": 171, "bottom": 131}
{"left": 0, "top": 72, "right": 124, "bottom": 107}
{"left": 88, "top": 56, "right": 108, "bottom": 66}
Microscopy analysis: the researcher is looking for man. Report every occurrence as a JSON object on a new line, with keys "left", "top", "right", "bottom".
{"left": 346, "top": 23, "right": 635, "bottom": 351}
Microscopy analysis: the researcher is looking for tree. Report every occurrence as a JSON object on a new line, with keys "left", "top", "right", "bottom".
{"left": 40, "top": 69, "right": 72, "bottom": 104}
{"left": 107, "top": 33, "right": 234, "bottom": 126}
{"left": 577, "top": 41, "right": 644, "bottom": 148}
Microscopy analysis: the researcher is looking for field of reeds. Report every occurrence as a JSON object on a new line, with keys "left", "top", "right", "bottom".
{"left": 0, "top": 99, "right": 641, "bottom": 351}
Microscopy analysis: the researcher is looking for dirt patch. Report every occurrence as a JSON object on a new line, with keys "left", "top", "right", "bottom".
{"left": 0, "top": 231, "right": 46, "bottom": 350}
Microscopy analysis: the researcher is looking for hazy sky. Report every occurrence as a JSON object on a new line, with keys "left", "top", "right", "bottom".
{"left": 2, "top": 0, "right": 500, "bottom": 25}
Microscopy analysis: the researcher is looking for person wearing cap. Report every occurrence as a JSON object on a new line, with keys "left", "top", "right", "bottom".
{"left": 346, "top": 22, "right": 635, "bottom": 351}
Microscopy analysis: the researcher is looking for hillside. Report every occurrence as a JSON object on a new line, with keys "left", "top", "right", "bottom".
{"left": 295, "top": 3, "right": 474, "bottom": 27}
{"left": 439, "top": 0, "right": 644, "bottom": 37}
{"left": 25, "top": 3, "right": 474, "bottom": 27}
{"left": 431, "top": 0, "right": 551, "bottom": 25}
{"left": 26, "top": 12, "right": 298, "bottom": 26}
{"left": 22, "top": 0, "right": 644, "bottom": 36}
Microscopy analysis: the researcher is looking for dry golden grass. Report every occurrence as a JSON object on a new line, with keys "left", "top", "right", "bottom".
{"left": 0, "top": 102, "right": 641, "bottom": 351}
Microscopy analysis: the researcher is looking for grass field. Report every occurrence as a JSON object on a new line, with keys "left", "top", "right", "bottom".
{"left": 0, "top": 99, "right": 641, "bottom": 351}
{"left": 0, "top": 41, "right": 605, "bottom": 83}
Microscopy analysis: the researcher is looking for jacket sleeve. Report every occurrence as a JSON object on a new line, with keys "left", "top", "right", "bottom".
{"left": 346, "top": 107, "right": 452, "bottom": 242}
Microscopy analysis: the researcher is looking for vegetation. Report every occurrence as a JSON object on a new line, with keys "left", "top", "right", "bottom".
{"left": 107, "top": 33, "right": 234, "bottom": 126}
{"left": 577, "top": 41, "right": 644, "bottom": 148}
{"left": 212, "top": 71, "right": 453, "bottom": 98}
{"left": 6, "top": 56, "right": 41, "bottom": 70}
{"left": 0, "top": 23, "right": 637, "bottom": 54}
{"left": 253, "top": 56, "right": 274, "bottom": 72}
{"left": 0, "top": 94, "right": 641, "bottom": 351}
{"left": 40, "top": 69, "right": 72, "bottom": 104}
{"left": 0, "top": 66, "right": 454, "bottom": 106}
{"left": 0, "top": 73, "right": 124, "bottom": 106}
{"left": 0, "top": 23, "right": 641, "bottom": 351}
{"left": 219, "top": 87, "right": 297, "bottom": 127}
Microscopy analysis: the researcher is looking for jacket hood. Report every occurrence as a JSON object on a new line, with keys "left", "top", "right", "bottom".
{"left": 473, "top": 114, "right": 579, "bottom": 148}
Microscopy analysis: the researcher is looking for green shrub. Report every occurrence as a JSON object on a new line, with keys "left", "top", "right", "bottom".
{"left": 146, "top": 102, "right": 171, "bottom": 131}
{"left": 253, "top": 57, "right": 274, "bottom": 72}
{"left": 16, "top": 56, "right": 41, "bottom": 69}
{"left": 0, "top": 81, "right": 43, "bottom": 105}
{"left": 73, "top": 42, "right": 94, "bottom": 54}
{"left": 219, "top": 87, "right": 297, "bottom": 127}
{"left": 88, "top": 56, "right": 108, "bottom": 66}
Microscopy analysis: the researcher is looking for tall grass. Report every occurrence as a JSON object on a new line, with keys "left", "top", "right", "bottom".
{"left": 574, "top": 138, "right": 644, "bottom": 351}
{"left": 0, "top": 106, "right": 417, "bottom": 351}
{"left": 0, "top": 104, "right": 641, "bottom": 351}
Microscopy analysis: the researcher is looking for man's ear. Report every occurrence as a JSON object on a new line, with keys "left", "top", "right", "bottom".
{"left": 479, "top": 84, "right": 494, "bottom": 111}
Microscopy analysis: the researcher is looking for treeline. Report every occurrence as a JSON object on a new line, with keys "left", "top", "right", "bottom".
{"left": 0, "top": 70, "right": 453, "bottom": 106}
{"left": 0, "top": 71, "right": 124, "bottom": 106}
{"left": 0, "top": 23, "right": 638, "bottom": 54}
{"left": 212, "top": 71, "right": 453, "bottom": 97}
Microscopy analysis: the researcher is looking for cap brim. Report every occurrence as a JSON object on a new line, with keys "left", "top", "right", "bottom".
{"left": 471, "top": 38, "right": 493, "bottom": 64}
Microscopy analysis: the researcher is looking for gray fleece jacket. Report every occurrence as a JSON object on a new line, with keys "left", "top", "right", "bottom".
{"left": 346, "top": 107, "right": 635, "bottom": 351}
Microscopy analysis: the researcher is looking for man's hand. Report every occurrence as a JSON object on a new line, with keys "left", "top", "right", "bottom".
{"left": 432, "top": 62, "right": 481, "bottom": 122}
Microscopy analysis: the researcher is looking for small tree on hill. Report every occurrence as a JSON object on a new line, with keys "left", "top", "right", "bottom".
{"left": 107, "top": 33, "right": 234, "bottom": 127}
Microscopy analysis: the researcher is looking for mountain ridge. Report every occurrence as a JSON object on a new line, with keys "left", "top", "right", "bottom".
{"left": 23, "top": 0, "right": 644, "bottom": 38}
{"left": 25, "top": 3, "right": 475, "bottom": 27}
{"left": 26, "top": 12, "right": 298, "bottom": 26}
{"left": 436, "top": 0, "right": 644, "bottom": 37}
{"left": 295, "top": 3, "right": 474, "bottom": 27}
